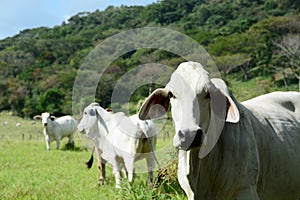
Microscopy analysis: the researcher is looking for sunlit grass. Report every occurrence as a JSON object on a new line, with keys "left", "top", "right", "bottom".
{"left": 0, "top": 112, "right": 185, "bottom": 200}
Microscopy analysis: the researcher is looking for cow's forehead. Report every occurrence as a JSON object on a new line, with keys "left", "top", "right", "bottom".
{"left": 166, "top": 72, "right": 188, "bottom": 97}
{"left": 41, "top": 112, "right": 50, "bottom": 118}
{"left": 166, "top": 62, "right": 210, "bottom": 96}
{"left": 84, "top": 106, "right": 92, "bottom": 113}
{"left": 176, "top": 61, "right": 209, "bottom": 78}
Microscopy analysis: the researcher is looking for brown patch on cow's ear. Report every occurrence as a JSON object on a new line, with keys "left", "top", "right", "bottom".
{"left": 138, "top": 88, "right": 170, "bottom": 120}
{"left": 33, "top": 115, "right": 41, "bottom": 120}
{"left": 105, "top": 108, "right": 113, "bottom": 112}
{"left": 225, "top": 94, "right": 239, "bottom": 123}
{"left": 50, "top": 116, "right": 56, "bottom": 121}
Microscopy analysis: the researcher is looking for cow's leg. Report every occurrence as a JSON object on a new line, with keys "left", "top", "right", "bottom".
{"left": 43, "top": 129, "right": 51, "bottom": 150}
{"left": 113, "top": 168, "right": 121, "bottom": 188}
{"left": 45, "top": 136, "right": 51, "bottom": 150}
{"left": 124, "top": 157, "right": 135, "bottom": 183}
{"left": 67, "top": 134, "right": 74, "bottom": 147}
{"left": 99, "top": 162, "right": 106, "bottom": 185}
{"left": 95, "top": 148, "right": 106, "bottom": 185}
{"left": 112, "top": 160, "right": 122, "bottom": 188}
{"left": 128, "top": 169, "right": 134, "bottom": 183}
{"left": 146, "top": 153, "right": 156, "bottom": 185}
{"left": 56, "top": 137, "right": 61, "bottom": 149}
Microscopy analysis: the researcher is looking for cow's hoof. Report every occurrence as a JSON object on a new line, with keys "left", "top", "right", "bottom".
{"left": 98, "top": 179, "right": 104, "bottom": 186}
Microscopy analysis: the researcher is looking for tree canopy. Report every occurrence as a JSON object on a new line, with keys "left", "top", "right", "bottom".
{"left": 0, "top": 0, "right": 299, "bottom": 117}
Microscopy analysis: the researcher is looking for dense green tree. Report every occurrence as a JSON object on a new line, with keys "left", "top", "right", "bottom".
{"left": 0, "top": 0, "right": 299, "bottom": 117}
{"left": 37, "top": 89, "right": 65, "bottom": 116}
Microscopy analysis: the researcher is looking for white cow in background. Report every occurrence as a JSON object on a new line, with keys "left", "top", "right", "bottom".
{"left": 34, "top": 112, "right": 77, "bottom": 150}
{"left": 139, "top": 61, "right": 300, "bottom": 200}
{"left": 77, "top": 103, "right": 157, "bottom": 188}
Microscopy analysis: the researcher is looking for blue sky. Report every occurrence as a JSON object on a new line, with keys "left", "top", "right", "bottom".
{"left": 0, "top": 0, "right": 156, "bottom": 39}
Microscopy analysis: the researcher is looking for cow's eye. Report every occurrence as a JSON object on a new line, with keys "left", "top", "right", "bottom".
{"left": 168, "top": 91, "right": 174, "bottom": 99}
{"left": 88, "top": 109, "right": 96, "bottom": 116}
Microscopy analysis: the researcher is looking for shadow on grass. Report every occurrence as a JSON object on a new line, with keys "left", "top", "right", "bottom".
{"left": 61, "top": 142, "right": 85, "bottom": 152}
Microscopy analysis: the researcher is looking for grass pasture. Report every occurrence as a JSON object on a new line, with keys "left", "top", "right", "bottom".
{"left": 0, "top": 112, "right": 185, "bottom": 200}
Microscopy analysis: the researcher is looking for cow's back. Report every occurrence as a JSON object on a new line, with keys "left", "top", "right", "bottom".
{"left": 242, "top": 92, "right": 300, "bottom": 199}
{"left": 55, "top": 116, "right": 77, "bottom": 137}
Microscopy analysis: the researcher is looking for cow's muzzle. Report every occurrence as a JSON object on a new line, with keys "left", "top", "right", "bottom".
{"left": 174, "top": 129, "right": 203, "bottom": 151}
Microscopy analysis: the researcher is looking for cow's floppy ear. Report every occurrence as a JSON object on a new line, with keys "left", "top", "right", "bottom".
{"left": 33, "top": 115, "right": 42, "bottom": 120}
{"left": 50, "top": 116, "right": 56, "bottom": 121}
{"left": 224, "top": 93, "right": 239, "bottom": 123}
{"left": 198, "top": 79, "right": 240, "bottom": 158}
{"left": 138, "top": 88, "right": 170, "bottom": 120}
{"left": 94, "top": 107, "right": 109, "bottom": 135}
{"left": 209, "top": 78, "right": 240, "bottom": 123}
{"left": 199, "top": 86, "right": 227, "bottom": 158}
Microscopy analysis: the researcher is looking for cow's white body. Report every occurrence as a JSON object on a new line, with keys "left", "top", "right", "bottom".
{"left": 139, "top": 61, "right": 300, "bottom": 200}
{"left": 34, "top": 113, "right": 76, "bottom": 150}
{"left": 78, "top": 103, "right": 157, "bottom": 188}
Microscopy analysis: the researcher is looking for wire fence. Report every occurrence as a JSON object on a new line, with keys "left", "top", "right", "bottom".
{"left": 0, "top": 133, "right": 44, "bottom": 141}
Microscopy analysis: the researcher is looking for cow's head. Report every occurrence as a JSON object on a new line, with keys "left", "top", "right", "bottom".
{"left": 33, "top": 112, "right": 56, "bottom": 127}
{"left": 77, "top": 103, "right": 109, "bottom": 139}
{"left": 139, "top": 62, "right": 240, "bottom": 158}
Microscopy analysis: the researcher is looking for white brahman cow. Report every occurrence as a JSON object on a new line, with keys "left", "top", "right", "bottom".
{"left": 138, "top": 61, "right": 300, "bottom": 200}
{"left": 34, "top": 112, "right": 77, "bottom": 150}
{"left": 77, "top": 103, "right": 157, "bottom": 188}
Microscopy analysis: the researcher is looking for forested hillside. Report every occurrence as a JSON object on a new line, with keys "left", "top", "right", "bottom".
{"left": 0, "top": 0, "right": 299, "bottom": 117}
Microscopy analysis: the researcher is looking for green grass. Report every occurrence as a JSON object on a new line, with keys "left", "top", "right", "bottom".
{"left": 224, "top": 72, "right": 299, "bottom": 102}
{"left": 0, "top": 112, "right": 185, "bottom": 200}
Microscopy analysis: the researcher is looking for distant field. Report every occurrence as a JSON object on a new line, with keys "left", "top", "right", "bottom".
{"left": 224, "top": 71, "right": 298, "bottom": 102}
{"left": 0, "top": 112, "right": 185, "bottom": 200}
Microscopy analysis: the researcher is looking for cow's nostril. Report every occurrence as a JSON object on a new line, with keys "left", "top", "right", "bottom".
{"left": 176, "top": 129, "right": 203, "bottom": 151}
{"left": 190, "top": 129, "right": 203, "bottom": 148}
{"left": 197, "top": 129, "right": 203, "bottom": 135}
{"left": 44, "top": 123, "right": 48, "bottom": 127}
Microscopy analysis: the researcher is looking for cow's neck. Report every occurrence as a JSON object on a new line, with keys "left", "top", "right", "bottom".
{"left": 187, "top": 105, "right": 259, "bottom": 199}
